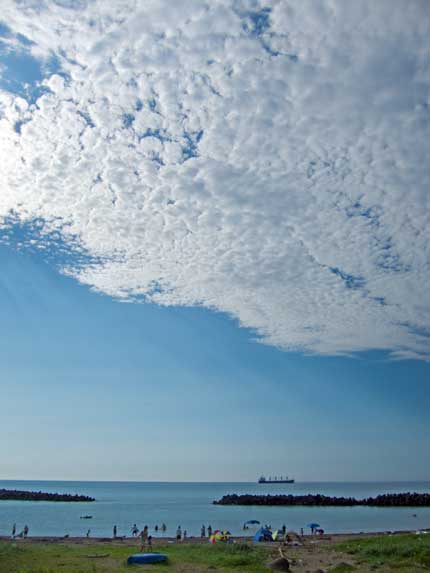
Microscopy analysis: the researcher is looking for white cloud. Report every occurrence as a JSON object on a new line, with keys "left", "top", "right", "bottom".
{"left": 0, "top": 0, "right": 429, "bottom": 358}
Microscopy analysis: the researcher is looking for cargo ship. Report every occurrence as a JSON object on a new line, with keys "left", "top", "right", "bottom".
{"left": 258, "top": 475, "right": 295, "bottom": 484}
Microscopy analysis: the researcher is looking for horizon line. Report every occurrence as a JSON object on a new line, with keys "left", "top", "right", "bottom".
{"left": 1, "top": 479, "right": 429, "bottom": 484}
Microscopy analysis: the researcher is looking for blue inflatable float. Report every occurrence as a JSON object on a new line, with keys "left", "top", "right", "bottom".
{"left": 127, "top": 552, "right": 167, "bottom": 565}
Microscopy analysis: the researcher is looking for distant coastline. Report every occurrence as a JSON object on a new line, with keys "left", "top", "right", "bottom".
{"left": 0, "top": 489, "right": 95, "bottom": 502}
{"left": 214, "top": 492, "right": 430, "bottom": 507}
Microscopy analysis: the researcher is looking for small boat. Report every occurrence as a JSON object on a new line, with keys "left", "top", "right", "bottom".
{"left": 127, "top": 553, "right": 167, "bottom": 564}
{"left": 80, "top": 515, "right": 93, "bottom": 519}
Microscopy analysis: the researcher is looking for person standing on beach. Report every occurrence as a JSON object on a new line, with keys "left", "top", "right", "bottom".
{"left": 147, "top": 535, "right": 153, "bottom": 551}
{"left": 132, "top": 524, "right": 138, "bottom": 537}
{"left": 161, "top": 523, "right": 166, "bottom": 534}
{"left": 183, "top": 530, "right": 187, "bottom": 541}
{"left": 201, "top": 524, "right": 206, "bottom": 538}
{"left": 113, "top": 525, "right": 117, "bottom": 538}
{"left": 139, "top": 525, "right": 148, "bottom": 549}
{"left": 282, "top": 524, "right": 286, "bottom": 535}
{"left": 207, "top": 525, "right": 212, "bottom": 537}
{"left": 176, "top": 526, "right": 182, "bottom": 542}
{"left": 11, "top": 524, "right": 16, "bottom": 538}
{"left": 154, "top": 524, "right": 158, "bottom": 533}
{"left": 23, "top": 525, "right": 29, "bottom": 538}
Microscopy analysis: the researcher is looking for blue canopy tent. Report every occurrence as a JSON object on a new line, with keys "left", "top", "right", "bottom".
{"left": 253, "top": 528, "right": 273, "bottom": 542}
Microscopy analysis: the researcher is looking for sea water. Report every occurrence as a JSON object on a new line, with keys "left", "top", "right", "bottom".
{"left": 0, "top": 480, "right": 429, "bottom": 538}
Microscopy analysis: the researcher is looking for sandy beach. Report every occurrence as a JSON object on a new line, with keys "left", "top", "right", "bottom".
{"left": 0, "top": 527, "right": 424, "bottom": 543}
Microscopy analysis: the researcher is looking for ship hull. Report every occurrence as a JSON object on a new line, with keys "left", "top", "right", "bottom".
{"left": 258, "top": 480, "right": 294, "bottom": 484}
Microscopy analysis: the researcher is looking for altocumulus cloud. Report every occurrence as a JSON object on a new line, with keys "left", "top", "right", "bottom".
{"left": 0, "top": 0, "right": 429, "bottom": 359}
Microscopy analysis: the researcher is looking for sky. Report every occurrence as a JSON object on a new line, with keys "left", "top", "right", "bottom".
{"left": 0, "top": 0, "right": 429, "bottom": 481}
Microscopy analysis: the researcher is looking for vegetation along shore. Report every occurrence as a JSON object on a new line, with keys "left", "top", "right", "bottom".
{"left": 214, "top": 492, "right": 430, "bottom": 506}
{"left": 0, "top": 489, "right": 95, "bottom": 502}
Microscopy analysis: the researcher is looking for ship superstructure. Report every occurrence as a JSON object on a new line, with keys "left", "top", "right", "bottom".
{"left": 258, "top": 475, "right": 295, "bottom": 484}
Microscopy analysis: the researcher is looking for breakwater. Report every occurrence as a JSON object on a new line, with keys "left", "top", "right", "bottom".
{"left": 0, "top": 489, "right": 95, "bottom": 502}
{"left": 214, "top": 492, "right": 430, "bottom": 507}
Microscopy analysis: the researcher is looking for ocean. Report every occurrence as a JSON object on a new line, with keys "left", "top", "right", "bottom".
{"left": 1, "top": 480, "right": 429, "bottom": 538}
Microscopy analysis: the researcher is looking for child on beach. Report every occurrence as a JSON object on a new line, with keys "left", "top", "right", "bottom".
{"left": 147, "top": 535, "right": 153, "bottom": 551}
{"left": 139, "top": 525, "right": 148, "bottom": 548}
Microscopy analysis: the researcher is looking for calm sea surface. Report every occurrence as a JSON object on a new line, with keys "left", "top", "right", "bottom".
{"left": 1, "top": 481, "right": 429, "bottom": 538}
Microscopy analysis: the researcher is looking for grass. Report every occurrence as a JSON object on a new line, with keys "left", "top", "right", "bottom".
{"left": 0, "top": 540, "right": 272, "bottom": 573}
{"left": 3, "top": 533, "right": 430, "bottom": 573}
{"left": 329, "top": 563, "right": 356, "bottom": 573}
{"left": 335, "top": 533, "right": 430, "bottom": 572}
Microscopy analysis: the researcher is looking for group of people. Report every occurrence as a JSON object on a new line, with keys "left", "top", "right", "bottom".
{"left": 10, "top": 521, "right": 323, "bottom": 541}
{"left": 129, "top": 523, "right": 168, "bottom": 550}
{"left": 200, "top": 524, "right": 213, "bottom": 538}
{"left": 92, "top": 523, "right": 222, "bottom": 541}
{"left": 130, "top": 523, "right": 167, "bottom": 538}
{"left": 127, "top": 523, "right": 215, "bottom": 546}
{"left": 11, "top": 524, "right": 29, "bottom": 538}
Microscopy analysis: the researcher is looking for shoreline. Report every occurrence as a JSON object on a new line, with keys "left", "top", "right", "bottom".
{"left": 1, "top": 528, "right": 428, "bottom": 544}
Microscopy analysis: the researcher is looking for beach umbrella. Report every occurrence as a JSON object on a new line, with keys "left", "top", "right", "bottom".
{"left": 244, "top": 520, "right": 260, "bottom": 525}
{"left": 210, "top": 530, "right": 232, "bottom": 544}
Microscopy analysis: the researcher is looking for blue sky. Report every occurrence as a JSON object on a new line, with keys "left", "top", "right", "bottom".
{"left": 0, "top": 1, "right": 429, "bottom": 481}
{"left": 1, "top": 242, "right": 429, "bottom": 481}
